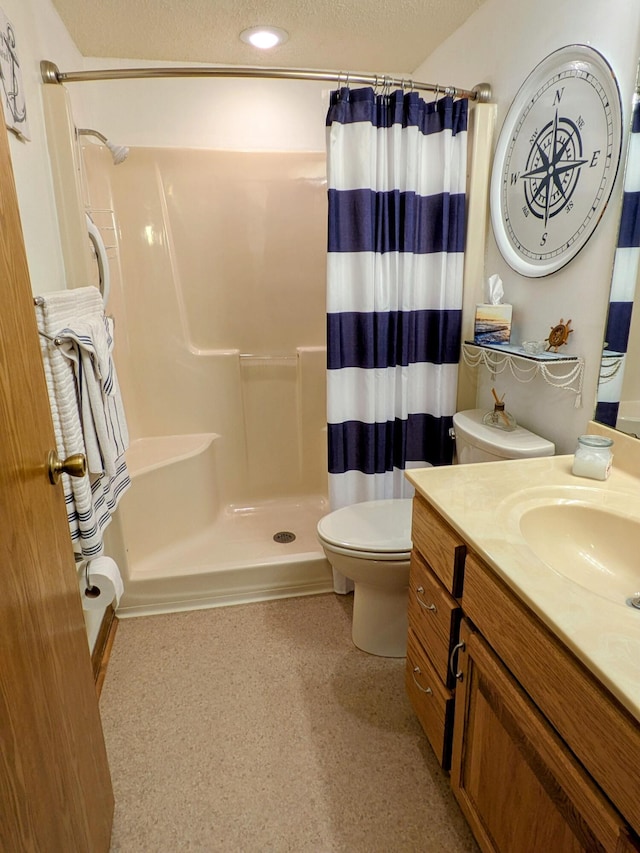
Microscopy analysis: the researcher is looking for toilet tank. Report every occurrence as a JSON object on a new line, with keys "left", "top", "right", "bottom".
{"left": 453, "top": 409, "right": 555, "bottom": 463}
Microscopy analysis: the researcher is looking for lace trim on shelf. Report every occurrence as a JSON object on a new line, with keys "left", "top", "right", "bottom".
{"left": 462, "top": 343, "right": 585, "bottom": 408}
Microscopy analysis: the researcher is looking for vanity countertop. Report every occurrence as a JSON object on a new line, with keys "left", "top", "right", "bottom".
{"left": 405, "top": 441, "right": 640, "bottom": 722}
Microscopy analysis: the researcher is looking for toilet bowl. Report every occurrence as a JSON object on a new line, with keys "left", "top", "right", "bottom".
{"left": 318, "top": 413, "right": 553, "bottom": 658}
{"left": 317, "top": 498, "right": 413, "bottom": 658}
{"left": 453, "top": 408, "right": 555, "bottom": 463}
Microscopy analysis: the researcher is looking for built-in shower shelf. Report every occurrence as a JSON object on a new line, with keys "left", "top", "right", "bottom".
{"left": 125, "top": 433, "right": 219, "bottom": 478}
{"left": 462, "top": 342, "right": 585, "bottom": 404}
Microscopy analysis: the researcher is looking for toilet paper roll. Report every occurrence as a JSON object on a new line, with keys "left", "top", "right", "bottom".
{"left": 79, "top": 556, "right": 124, "bottom": 611}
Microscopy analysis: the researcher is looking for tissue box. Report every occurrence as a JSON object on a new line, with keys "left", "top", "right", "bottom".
{"left": 474, "top": 304, "right": 512, "bottom": 344}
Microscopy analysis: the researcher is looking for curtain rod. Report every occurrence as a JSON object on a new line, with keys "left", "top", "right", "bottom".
{"left": 40, "top": 60, "right": 492, "bottom": 103}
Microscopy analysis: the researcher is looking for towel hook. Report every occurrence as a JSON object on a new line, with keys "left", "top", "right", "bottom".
{"left": 38, "top": 329, "right": 66, "bottom": 346}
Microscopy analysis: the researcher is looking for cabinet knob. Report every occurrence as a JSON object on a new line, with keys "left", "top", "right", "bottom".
{"left": 415, "top": 586, "right": 437, "bottom": 613}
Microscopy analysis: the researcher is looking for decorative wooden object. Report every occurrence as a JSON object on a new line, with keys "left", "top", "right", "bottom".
{"left": 546, "top": 317, "right": 573, "bottom": 351}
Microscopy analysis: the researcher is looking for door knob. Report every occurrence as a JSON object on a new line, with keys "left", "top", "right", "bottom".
{"left": 47, "top": 450, "right": 87, "bottom": 484}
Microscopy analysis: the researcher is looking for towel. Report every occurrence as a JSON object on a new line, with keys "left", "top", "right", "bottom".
{"left": 56, "top": 315, "right": 129, "bottom": 476}
{"left": 35, "top": 286, "right": 131, "bottom": 558}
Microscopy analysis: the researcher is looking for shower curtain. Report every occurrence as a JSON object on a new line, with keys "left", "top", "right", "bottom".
{"left": 326, "top": 86, "right": 468, "bottom": 519}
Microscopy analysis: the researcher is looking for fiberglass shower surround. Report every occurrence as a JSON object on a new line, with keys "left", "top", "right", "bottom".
{"left": 78, "top": 142, "right": 331, "bottom": 615}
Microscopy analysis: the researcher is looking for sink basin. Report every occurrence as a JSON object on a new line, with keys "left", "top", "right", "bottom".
{"left": 519, "top": 503, "right": 640, "bottom": 606}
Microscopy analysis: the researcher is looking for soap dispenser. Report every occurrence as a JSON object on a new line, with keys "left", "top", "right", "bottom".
{"left": 483, "top": 388, "right": 517, "bottom": 432}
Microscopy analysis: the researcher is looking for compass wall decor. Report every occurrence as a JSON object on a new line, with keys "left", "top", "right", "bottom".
{"left": 490, "top": 44, "right": 622, "bottom": 278}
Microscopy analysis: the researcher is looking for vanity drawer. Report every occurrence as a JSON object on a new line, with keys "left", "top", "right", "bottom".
{"left": 412, "top": 494, "right": 466, "bottom": 597}
{"left": 405, "top": 628, "right": 455, "bottom": 770}
{"left": 462, "top": 552, "right": 640, "bottom": 835}
{"left": 408, "top": 550, "right": 461, "bottom": 688}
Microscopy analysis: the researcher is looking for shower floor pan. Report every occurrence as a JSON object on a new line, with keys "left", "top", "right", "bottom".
{"left": 115, "top": 435, "right": 333, "bottom": 617}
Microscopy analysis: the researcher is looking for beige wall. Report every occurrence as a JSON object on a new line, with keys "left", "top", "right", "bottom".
{"left": 413, "top": 0, "right": 640, "bottom": 453}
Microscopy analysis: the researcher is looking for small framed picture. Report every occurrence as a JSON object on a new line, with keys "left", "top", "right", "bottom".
{"left": 0, "top": 8, "right": 29, "bottom": 140}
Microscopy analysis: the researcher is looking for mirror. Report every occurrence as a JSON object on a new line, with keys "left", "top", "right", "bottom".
{"left": 595, "top": 81, "right": 640, "bottom": 437}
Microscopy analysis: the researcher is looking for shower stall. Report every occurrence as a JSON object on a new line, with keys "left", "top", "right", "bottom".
{"left": 42, "top": 62, "right": 492, "bottom": 619}
{"left": 79, "top": 141, "right": 333, "bottom": 616}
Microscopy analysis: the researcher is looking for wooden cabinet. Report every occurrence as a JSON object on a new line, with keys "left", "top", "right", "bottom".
{"left": 407, "top": 495, "right": 640, "bottom": 852}
{"left": 462, "top": 552, "right": 640, "bottom": 836}
{"left": 451, "top": 620, "right": 637, "bottom": 853}
{"left": 405, "top": 494, "right": 465, "bottom": 769}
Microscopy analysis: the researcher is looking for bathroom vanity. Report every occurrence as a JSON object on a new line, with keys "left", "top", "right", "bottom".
{"left": 405, "top": 427, "right": 640, "bottom": 852}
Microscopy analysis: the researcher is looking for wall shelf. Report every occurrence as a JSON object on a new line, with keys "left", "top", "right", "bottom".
{"left": 462, "top": 342, "right": 585, "bottom": 406}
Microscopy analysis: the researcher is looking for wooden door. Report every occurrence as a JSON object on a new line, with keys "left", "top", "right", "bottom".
{"left": 450, "top": 619, "right": 635, "bottom": 853}
{"left": 0, "top": 109, "right": 114, "bottom": 847}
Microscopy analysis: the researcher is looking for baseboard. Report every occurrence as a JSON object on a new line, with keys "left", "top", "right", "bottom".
{"left": 92, "top": 604, "right": 118, "bottom": 698}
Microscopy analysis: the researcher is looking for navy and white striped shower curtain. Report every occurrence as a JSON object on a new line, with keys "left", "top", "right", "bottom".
{"left": 595, "top": 95, "right": 640, "bottom": 426}
{"left": 326, "top": 87, "right": 468, "bottom": 514}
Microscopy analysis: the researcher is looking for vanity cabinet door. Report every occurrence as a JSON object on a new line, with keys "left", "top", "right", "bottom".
{"left": 451, "top": 620, "right": 635, "bottom": 853}
{"left": 463, "top": 551, "right": 640, "bottom": 833}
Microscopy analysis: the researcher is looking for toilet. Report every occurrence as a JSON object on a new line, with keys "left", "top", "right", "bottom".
{"left": 317, "top": 498, "right": 413, "bottom": 658}
{"left": 318, "top": 410, "right": 554, "bottom": 659}
{"left": 453, "top": 408, "right": 555, "bottom": 463}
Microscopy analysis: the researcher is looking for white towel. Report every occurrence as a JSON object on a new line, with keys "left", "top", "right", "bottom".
{"left": 35, "top": 286, "right": 131, "bottom": 559}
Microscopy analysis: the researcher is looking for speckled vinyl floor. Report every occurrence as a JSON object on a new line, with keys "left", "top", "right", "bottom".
{"left": 100, "top": 593, "right": 478, "bottom": 852}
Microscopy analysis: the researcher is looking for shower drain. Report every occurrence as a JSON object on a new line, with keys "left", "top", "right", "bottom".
{"left": 273, "top": 531, "right": 296, "bottom": 544}
{"left": 627, "top": 594, "right": 640, "bottom": 610}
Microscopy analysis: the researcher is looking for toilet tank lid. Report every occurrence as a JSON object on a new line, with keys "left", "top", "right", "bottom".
{"left": 453, "top": 409, "right": 555, "bottom": 458}
{"left": 317, "top": 498, "right": 413, "bottom": 553}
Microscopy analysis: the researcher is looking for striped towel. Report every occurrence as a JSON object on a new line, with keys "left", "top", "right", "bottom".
{"left": 35, "top": 286, "right": 131, "bottom": 559}
{"left": 56, "top": 314, "right": 129, "bottom": 476}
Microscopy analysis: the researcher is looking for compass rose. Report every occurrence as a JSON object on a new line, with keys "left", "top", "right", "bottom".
{"left": 490, "top": 45, "right": 622, "bottom": 277}
{"left": 520, "top": 109, "right": 587, "bottom": 226}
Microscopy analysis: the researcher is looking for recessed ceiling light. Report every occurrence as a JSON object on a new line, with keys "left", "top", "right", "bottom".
{"left": 240, "top": 26, "right": 289, "bottom": 50}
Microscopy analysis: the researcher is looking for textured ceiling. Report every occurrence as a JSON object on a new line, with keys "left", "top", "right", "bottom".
{"left": 50, "top": 0, "right": 487, "bottom": 74}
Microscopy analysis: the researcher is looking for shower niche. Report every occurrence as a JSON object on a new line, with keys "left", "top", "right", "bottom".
{"left": 78, "top": 141, "right": 332, "bottom": 615}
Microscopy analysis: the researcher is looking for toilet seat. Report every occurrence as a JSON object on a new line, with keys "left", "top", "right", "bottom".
{"left": 317, "top": 498, "right": 413, "bottom": 560}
